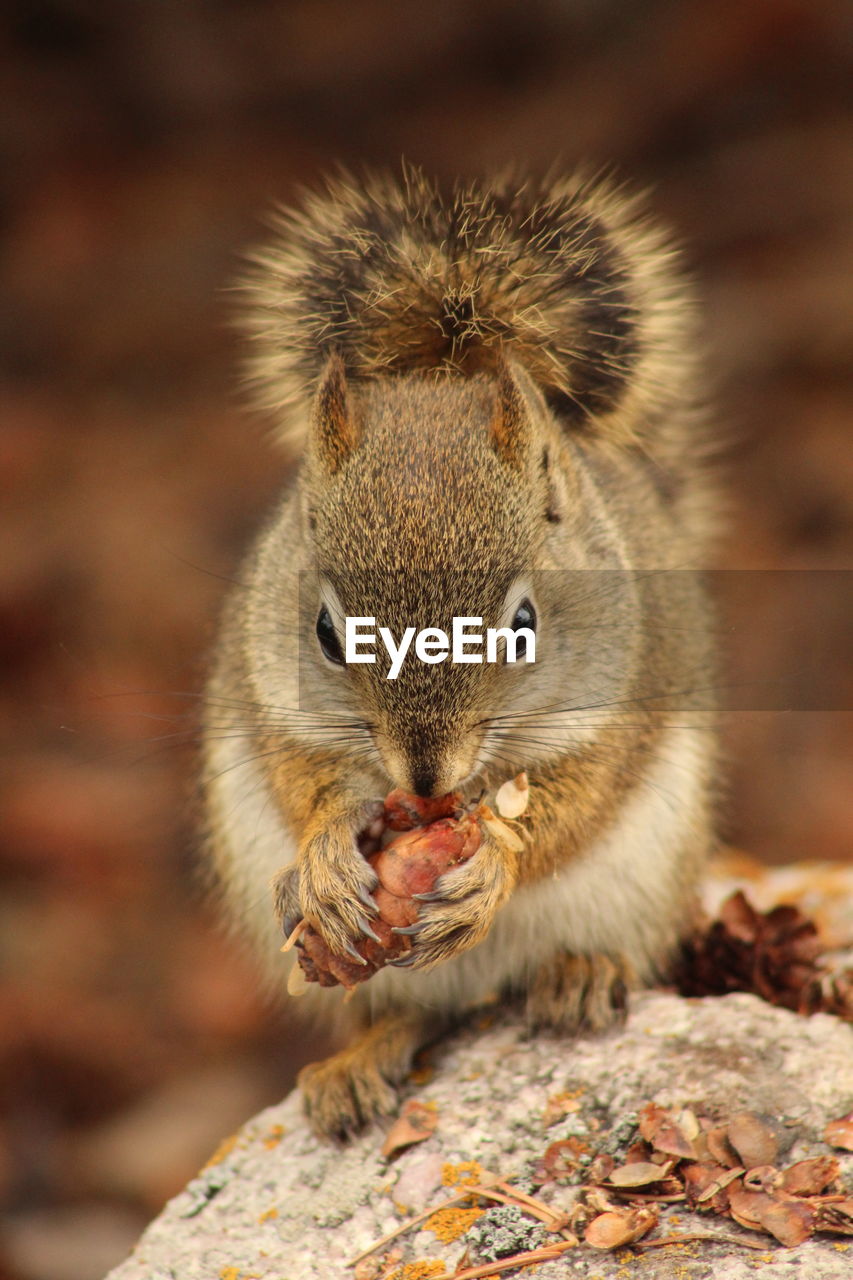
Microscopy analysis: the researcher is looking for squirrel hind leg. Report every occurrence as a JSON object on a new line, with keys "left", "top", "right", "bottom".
{"left": 523, "top": 952, "right": 635, "bottom": 1037}
{"left": 297, "top": 1009, "right": 443, "bottom": 1141}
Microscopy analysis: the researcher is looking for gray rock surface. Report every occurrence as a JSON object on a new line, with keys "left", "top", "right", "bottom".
{"left": 105, "top": 992, "right": 853, "bottom": 1280}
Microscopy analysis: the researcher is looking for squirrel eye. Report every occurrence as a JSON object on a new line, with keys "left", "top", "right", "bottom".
{"left": 506, "top": 598, "right": 536, "bottom": 662}
{"left": 316, "top": 606, "right": 344, "bottom": 665}
{"left": 512, "top": 599, "right": 536, "bottom": 632}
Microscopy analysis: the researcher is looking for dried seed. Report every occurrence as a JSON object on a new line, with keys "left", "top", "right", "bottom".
{"left": 781, "top": 1156, "right": 840, "bottom": 1196}
{"left": 494, "top": 771, "right": 529, "bottom": 819}
{"left": 824, "top": 1112, "right": 853, "bottom": 1152}
{"left": 727, "top": 1112, "right": 778, "bottom": 1169}
{"left": 638, "top": 1102, "right": 696, "bottom": 1159}
{"left": 380, "top": 1099, "right": 437, "bottom": 1159}
{"left": 760, "top": 1197, "right": 815, "bottom": 1247}
{"left": 607, "top": 1161, "right": 673, "bottom": 1188}
{"left": 585, "top": 1206, "right": 658, "bottom": 1249}
{"left": 286, "top": 963, "right": 309, "bottom": 997}
{"left": 477, "top": 804, "right": 525, "bottom": 853}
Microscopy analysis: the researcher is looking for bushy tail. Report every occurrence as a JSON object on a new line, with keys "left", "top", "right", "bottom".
{"left": 242, "top": 165, "right": 701, "bottom": 454}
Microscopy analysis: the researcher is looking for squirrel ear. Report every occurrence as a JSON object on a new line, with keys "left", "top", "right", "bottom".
{"left": 309, "top": 354, "right": 359, "bottom": 474}
{"left": 490, "top": 359, "right": 536, "bottom": 470}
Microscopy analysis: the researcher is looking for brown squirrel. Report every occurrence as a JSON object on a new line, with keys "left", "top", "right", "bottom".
{"left": 202, "top": 167, "right": 719, "bottom": 1139}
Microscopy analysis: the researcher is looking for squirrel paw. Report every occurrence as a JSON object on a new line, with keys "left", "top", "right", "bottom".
{"left": 293, "top": 805, "right": 380, "bottom": 957}
{"left": 396, "top": 833, "right": 516, "bottom": 970}
{"left": 297, "top": 1012, "right": 432, "bottom": 1140}
{"left": 298, "top": 1053, "right": 398, "bottom": 1141}
{"left": 525, "top": 951, "right": 633, "bottom": 1035}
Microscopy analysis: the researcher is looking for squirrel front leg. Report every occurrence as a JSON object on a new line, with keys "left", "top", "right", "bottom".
{"left": 271, "top": 792, "right": 383, "bottom": 958}
{"left": 394, "top": 827, "right": 520, "bottom": 971}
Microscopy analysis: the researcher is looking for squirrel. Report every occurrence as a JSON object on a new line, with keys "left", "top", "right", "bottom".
{"left": 201, "top": 166, "right": 719, "bottom": 1140}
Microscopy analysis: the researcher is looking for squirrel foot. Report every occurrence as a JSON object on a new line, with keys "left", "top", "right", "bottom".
{"left": 524, "top": 951, "right": 634, "bottom": 1035}
{"left": 298, "top": 1011, "right": 440, "bottom": 1140}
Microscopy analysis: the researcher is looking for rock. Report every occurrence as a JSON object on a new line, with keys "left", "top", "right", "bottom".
{"left": 104, "top": 992, "right": 853, "bottom": 1280}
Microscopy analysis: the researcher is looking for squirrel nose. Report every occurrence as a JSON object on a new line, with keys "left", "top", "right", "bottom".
{"left": 411, "top": 767, "right": 438, "bottom": 798}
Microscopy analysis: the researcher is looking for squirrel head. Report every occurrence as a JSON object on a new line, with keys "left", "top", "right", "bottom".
{"left": 293, "top": 357, "right": 630, "bottom": 796}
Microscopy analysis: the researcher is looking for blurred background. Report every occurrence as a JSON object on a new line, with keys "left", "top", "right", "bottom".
{"left": 0, "top": 1, "right": 851, "bottom": 1277}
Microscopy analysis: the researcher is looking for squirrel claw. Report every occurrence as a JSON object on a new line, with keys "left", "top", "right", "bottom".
{"left": 357, "top": 884, "right": 378, "bottom": 911}
{"left": 387, "top": 951, "right": 417, "bottom": 968}
{"left": 281, "top": 911, "right": 301, "bottom": 939}
{"left": 356, "top": 913, "right": 382, "bottom": 943}
{"left": 390, "top": 922, "right": 425, "bottom": 937}
{"left": 343, "top": 940, "right": 368, "bottom": 965}
{"left": 411, "top": 890, "right": 442, "bottom": 903}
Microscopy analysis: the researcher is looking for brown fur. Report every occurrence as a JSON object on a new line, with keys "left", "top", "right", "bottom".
{"left": 525, "top": 952, "right": 633, "bottom": 1035}
{"left": 201, "top": 167, "right": 720, "bottom": 1138}
{"left": 297, "top": 1010, "right": 444, "bottom": 1141}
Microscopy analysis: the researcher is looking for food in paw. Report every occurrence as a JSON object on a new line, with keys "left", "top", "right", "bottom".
{"left": 291, "top": 790, "right": 481, "bottom": 991}
{"left": 381, "top": 788, "right": 462, "bottom": 831}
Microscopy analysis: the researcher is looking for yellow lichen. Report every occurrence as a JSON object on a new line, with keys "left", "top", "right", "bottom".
{"left": 203, "top": 1133, "right": 239, "bottom": 1169}
{"left": 386, "top": 1263, "right": 447, "bottom": 1280}
{"left": 424, "top": 1206, "right": 484, "bottom": 1243}
{"left": 262, "top": 1124, "right": 286, "bottom": 1149}
{"left": 546, "top": 1088, "right": 583, "bottom": 1107}
{"left": 441, "top": 1161, "right": 482, "bottom": 1187}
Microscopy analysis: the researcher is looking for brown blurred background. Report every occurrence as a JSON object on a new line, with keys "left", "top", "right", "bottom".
{"left": 0, "top": 2, "right": 851, "bottom": 1277}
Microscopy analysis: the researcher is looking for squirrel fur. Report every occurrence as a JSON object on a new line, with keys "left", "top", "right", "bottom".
{"left": 202, "top": 166, "right": 719, "bottom": 1139}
